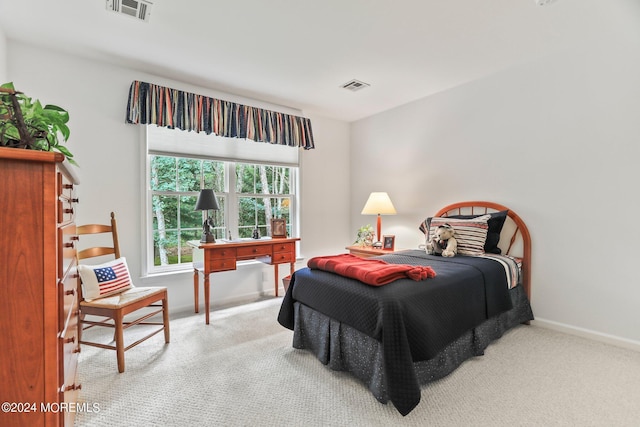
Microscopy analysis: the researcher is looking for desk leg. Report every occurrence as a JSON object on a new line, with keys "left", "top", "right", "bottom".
{"left": 204, "top": 273, "right": 211, "bottom": 325}
{"left": 273, "top": 264, "right": 279, "bottom": 297}
{"left": 193, "top": 269, "right": 199, "bottom": 313}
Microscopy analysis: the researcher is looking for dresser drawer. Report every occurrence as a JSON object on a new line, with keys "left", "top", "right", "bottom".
{"left": 61, "top": 351, "right": 80, "bottom": 427}
{"left": 62, "top": 375, "right": 80, "bottom": 427}
{"left": 58, "top": 198, "right": 76, "bottom": 224}
{"left": 58, "top": 224, "right": 77, "bottom": 277}
{"left": 273, "top": 242, "right": 294, "bottom": 253}
{"left": 61, "top": 298, "right": 79, "bottom": 382}
{"left": 59, "top": 265, "right": 79, "bottom": 329}
{"left": 237, "top": 245, "right": 271, "bottom": 259}
{"left": 58, "top": 170, "right": 77, "bottom": 200}
{"left": 57, "top": 172, "right": 77, "bottom": 225}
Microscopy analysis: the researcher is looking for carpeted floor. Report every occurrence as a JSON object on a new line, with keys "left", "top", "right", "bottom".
{"left": 74, "top": 298, "right": 640, "bottom": 427}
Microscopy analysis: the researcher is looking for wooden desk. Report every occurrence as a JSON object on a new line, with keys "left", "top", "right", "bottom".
{"left": 190, "top": 237, "right": 299, "bottom": 324}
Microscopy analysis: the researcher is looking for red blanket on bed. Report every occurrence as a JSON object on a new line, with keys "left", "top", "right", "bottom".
{"left": 307, "top": 253, "right": 436, "bottom": 286}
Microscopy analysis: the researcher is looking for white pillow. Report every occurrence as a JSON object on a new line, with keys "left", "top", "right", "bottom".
{"left": 428, "top": 215, "right": 490, "bottom": 256}
{"left": 78, "top": 257, "right": 134, "bottom": 301}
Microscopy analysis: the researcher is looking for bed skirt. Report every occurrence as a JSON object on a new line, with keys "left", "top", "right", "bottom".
{"left": 292, "top": 285, "right": 534, "bottom": 408}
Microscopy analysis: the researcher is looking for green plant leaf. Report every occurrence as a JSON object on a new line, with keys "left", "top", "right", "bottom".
{"left": 0, "top": 82, "right": 75, "bottom": 164}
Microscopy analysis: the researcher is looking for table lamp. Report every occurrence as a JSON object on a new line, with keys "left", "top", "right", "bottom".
{"left": 361, "top": 192, "right": 397, "bottom": 248}
{"left": 195, "top": 189, "right": 220, "bottom": 243}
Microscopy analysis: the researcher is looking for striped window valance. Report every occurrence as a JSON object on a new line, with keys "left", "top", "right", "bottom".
{"left": 125, "top": 81, "right": 314, "bottom": 150}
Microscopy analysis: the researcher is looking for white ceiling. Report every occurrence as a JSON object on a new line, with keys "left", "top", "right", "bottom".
{"left": 0, "top": 0, "right": 636, "bottom": 121}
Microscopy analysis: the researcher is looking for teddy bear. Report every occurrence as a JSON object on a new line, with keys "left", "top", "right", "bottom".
{"left": 426, "top": 223, "right": 458, "bottom": 257}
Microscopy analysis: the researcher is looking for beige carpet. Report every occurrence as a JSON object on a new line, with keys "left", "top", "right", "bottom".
{"left": 74, "top": 298, "right": 640, "bottom": 427}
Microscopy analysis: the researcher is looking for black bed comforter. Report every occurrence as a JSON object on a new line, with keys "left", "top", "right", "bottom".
{"left": 277, "top": 250, "right": 513, "bottom": 416}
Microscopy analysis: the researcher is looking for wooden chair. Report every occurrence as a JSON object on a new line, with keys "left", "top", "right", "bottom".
{"left": 76, "top": 212, "right": 170, "bottom": 373}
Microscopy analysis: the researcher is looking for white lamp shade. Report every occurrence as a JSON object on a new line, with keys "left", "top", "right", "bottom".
{"left": 361, "top": 192, "right": 397, "bottom": 215}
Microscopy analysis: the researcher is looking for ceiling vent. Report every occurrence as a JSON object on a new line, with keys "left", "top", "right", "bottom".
{"left": 341, "top": 79, "right": 370, "bottom": 92}
{"left": 534, "top": 0, "right": 557, "bottom": 5}
{"left": 106, "top": 0, "right": 152, "bottom": 22}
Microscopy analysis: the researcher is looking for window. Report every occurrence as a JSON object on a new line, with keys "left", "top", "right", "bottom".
{"left": 144, "top": 126, "right": 299, "bottom": 275}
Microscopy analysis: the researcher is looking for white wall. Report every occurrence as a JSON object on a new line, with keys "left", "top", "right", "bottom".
{"left": 6, "top": 41, "right": 351, "bottom": 314}
{"left": 0, "top": 24, "right": 6, "bottom": 83}
{"left": 351, "top": 38, "right": 640, "bottom": 345}
{"left": 299, "top": 115, "right": 352, "bottom": 258}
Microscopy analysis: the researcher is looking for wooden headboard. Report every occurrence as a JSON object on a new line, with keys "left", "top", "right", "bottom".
{"left": 434, "top": 201, "right": 531, "bottom": 300}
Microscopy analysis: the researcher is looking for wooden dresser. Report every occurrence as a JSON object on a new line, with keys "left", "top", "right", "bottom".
{"left": 0, "top": 148, "right": 81, "bottom": 426}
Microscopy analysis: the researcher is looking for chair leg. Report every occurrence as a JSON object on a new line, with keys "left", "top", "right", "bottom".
{"left": 114, "top": 310, "right": 125, "bottom": 373}
{"left": 162, "top": 296, "right": 170, "bottom": 343}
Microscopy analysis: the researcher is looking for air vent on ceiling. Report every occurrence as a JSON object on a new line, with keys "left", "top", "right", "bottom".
{"left": 534, "top": 0, "right": 557, "bottom": 5}
{"left": 106, "top": 0, "right": 152, "bottom": 22}
{"left": 341, "top": 79, "right": 370, "bottom": 92}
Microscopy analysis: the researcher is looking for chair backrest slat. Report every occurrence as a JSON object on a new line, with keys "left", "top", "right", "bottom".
{"left": 76, "top": 212, "right": 121, "bottom": 261}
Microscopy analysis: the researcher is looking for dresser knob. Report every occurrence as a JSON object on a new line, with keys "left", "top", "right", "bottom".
{"left": 64, "top": 383, "right": 81, "bottom": 392}
{"left": 64, "top": 242, "right": 74, "bottom": 248}
{"left": 65, "top": 289, "right": 75, "bottom": 296}
{"left": 65, "top": 336, "right": 76, "bottom": 344}
{"left": 64, "top": 208, "right": 74, "bottom": 214}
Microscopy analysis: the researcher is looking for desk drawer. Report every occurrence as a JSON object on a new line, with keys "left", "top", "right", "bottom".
{"left": 273, "top": 242, "right": 294, "bottom": 253}
{"left": 237, "top": 245, "right": 271, "bottom": 259}
{"left": 206, "top": 247, "right": 237, "bottom": 272}
{"left": 209, "top": 258, "right": 237, "bottom": 272}
{"left": 272, "top": 252, "right": 294, "bottom": 264}
{"left": 208, "top": 247, "right": 237, "bottom": 259}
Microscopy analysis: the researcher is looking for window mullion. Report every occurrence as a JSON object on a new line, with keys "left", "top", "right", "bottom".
{"left": 226, "top": 162, "right": 238, "bottom": 240}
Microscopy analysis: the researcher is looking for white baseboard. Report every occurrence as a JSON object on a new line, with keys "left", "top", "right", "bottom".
{"left": 533, "top": 318, "right": 640, "bottom": 353}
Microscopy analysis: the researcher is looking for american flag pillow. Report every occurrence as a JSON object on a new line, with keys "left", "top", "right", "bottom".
{"left": 78, "top": 257, "right": 134, "bottom": 301}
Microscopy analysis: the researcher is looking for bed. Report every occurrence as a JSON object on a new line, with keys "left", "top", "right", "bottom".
{"left": 277, "top": 201, "right": 533, "bottom": 416}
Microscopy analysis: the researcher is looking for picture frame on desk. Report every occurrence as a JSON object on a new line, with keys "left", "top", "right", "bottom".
{"left": 383, "top": 235, "right": 395, "bottom": 250}
{"left": 271, "top": 218, "right": 287, "bottom": 238}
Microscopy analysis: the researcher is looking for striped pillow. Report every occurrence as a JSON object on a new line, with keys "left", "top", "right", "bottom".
{"left": 427, "top": 215, "right": 491, "bottom": 256}
{"left": 78, "top": 257, "right": 134, "bottom": 302}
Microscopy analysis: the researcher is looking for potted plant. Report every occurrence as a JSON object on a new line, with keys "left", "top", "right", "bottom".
{"left": 0, "top": 82, "right": 76, "bottom": 165}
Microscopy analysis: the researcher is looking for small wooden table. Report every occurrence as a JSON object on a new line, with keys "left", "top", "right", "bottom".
{"left": 345, "top": 245, "right": 397, "bottom": 258}
{"left": 189, "top": 238, "right": 299, "bottom": 324}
